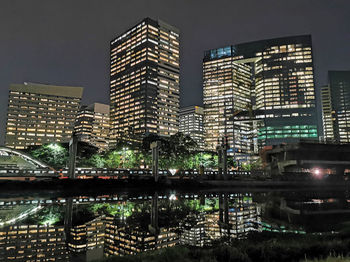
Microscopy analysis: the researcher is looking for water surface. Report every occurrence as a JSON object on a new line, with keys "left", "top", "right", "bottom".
{"left": 1, "top": 189, "right": 349, "bottom": 261}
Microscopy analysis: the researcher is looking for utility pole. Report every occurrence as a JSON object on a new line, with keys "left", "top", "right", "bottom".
{"left": 148, "top": 192, "right": 160, "bottom": 235}
{"left": 68, "top": 133, "right": 78, "bottom": 179}
{"left": 217, "top": 137, "right": 228, "bottom": 180}
{"left": 64, "top": 197, "right": 73, "bottom": 246}
{"left": 151, "top": 141, "right": 161, "bottom": 182}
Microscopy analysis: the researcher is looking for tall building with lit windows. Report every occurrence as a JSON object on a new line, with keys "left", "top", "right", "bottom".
{"left": 203, "top": 35, "right": 318, "bottom": 157}
{"left": 110, "top": 18, "right": 180, "bottom": 145}
{"left": 5, "top": 83, "right": 83, "bottom": 149}
{"left": 104, "top": 223, "right": 178, "bottom": 257}
{"left": 0, "top": 225, "right": 69, "bottom": 261}
{"left": 321, "top": 71, "right": 350, "bottom": 143}
{"left": 321, "top": 84, "right": 334, "bottom": 142}
{"left": 179, "top": 106, "right": 204, "bottom": 149}
{"left": 203, "top": 60, "right": 253, "bottom": 156}
{"left": 75, "top": 103, "right": 110, "bottom": 150}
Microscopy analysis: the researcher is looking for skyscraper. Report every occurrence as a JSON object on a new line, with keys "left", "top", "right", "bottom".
{"left": 0, "top": 225, "right": 69, "bottom": 261}
{"left": 110, "top": 18, "right": 180, "bottom": 146}
{"left": 203, "top": 35, "right": 318, "bottom": 158}
{"left": 321, "top": 84, "right": 334, "bottom": 141}
{"left": 203, "top": 59, "right": 253, "bottom": 157}
{"left": 5, "top": 83, "right": 83, "bottom": 149}
{"left": 75, "top": 103, "right": 110, "bottom": 150}
{"left": 179, "top": 106, "right": 204, "bottom": 149}
{"left": 321, "top": 71, "right": 350, "bottom": 143}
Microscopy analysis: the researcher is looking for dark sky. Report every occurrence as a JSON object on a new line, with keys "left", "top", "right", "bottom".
{"left": 0, "top": 0, "right": 349, "bottom": 144}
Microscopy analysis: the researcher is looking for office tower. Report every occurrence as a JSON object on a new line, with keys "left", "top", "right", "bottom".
{"left": 203, "top": 35, "right": 318, "bottom": 157}
{"left": 321, "top": 85, "right": 334, "bottom": 141}
{"left": 321, "top": 71, "right": 350, "bottom": 143}
{"left": 5, "top": 83, "right": 83, "bottom": 149}
{"left": 0, "top": 225, "right": 69, "bottom": 261}
{"left": 179, "top": 106, "right": 204, "bottom": 149}
{"left": 75, "top": 103, "right": 110, "bottom": 150}
{"left": 68, "top": 216, "right": 108, "bottom": 254}
{"left": 110, "top": 18, "right": 180, "bottom": 146}
{"left": 203, "top": 57, "right": 254, "bottom": 158}
{"left": 179, "top": 213, "right": 210, "bottom": 247}
{"left": 104, "top": 223, "right": 178, "bottom": 257}
{"left": 205, "top": 195, "right": 261, "bottom": 240}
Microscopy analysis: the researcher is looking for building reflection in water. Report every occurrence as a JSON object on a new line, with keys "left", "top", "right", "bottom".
{"left": 3, "top": 191, "right": 346, "bottom": 261}
{"left": 0, "top": 225, "right": 69, "bottom": 261}
{"left": 180, "top": 194, "right": 261, "bottom": 246}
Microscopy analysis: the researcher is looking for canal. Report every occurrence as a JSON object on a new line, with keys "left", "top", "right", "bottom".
{"left": 1, "top": 188, "right": 350, "bottom": 261}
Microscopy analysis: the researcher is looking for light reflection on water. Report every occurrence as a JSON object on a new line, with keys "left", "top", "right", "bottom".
{"left": 1, "top": 189, "right": 350, "bottom": 261}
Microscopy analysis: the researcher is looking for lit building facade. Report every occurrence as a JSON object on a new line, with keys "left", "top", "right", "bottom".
{"left": 179, "top": 106, "right": 204, "bottom": 149}
{"left": 321, "top": 85, "right": 334, "bottom": 141}
{"left": 5, "top": 83, "right": 83, "bottom": 149}
{"left": 179, "top": 213, "right": 209, "bottom": 247}
{"left": 203, "top": 57, "right": 253, "bottom": 155}
{"left": 321, "top": 71, "right": 350, "bottom": 143}
{"left": 110, "top": 18, "right": 180, "bottom": 145}
{"left": 204, "top": 195, "right": 261, "bottom": 240}
{"left": 75, "top": 103, "right": 110, "bottom": 150}
{"left": 0, "top": 225, "right": 69, "bottom": 261}
{"left": 68, "top": 216, "right": 108, "bottom": 255}
{"left": 203, "top": 35, "right": 318, "bottom": 157}
{"left": 179, "top": 194, "right": 261, "bottom": 246}
{"left": 104, "top": 224, "right": 178, "bottom": 257}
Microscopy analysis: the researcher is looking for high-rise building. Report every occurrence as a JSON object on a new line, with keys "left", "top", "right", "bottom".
{"left": 68, "top": 216, "right": 108, "bottom": 254}
{"left": 203, "top": 35, "right": 318, "bottom": 158}
{"left": 5, "top": 83, "right": 83, "bottom": 149}
{"left": 104, "top": 223, "right": 178, "bottom": 257}
{"left": 203, "top": 58, "right": 253, "bottom": 157}
{"left": 75, "top": 103, "right": 110, "bottom": 150}
{"left": 179, "top": 106, "right": 204, "bottom": 149}
{"left": 321, "top": 85, "right": 334, "bottom": 141}
{"left": 110, "top": 18, "right": 180, "bottom": 146}
{"left": 321, "top": 71, "right": 350, "bottom": 143}
{"left": 0, "top": 225, "right": 69, "bottom": 261}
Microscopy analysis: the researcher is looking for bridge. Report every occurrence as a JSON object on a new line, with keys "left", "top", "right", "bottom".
{"left": 0, "top": 146, "right": 255, "bottom": 181}
{"left": 0, "top": 147, "right": 49, "bottom": 169}
{"left": 0, "top": 147, "right": 55, "bottom": 180}
{"left": 264, "top": 142, "right": 350, "bottom": 176}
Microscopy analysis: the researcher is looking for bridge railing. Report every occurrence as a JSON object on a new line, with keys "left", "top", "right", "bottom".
{"left": 66, "top": 168, "right": 254, "bottom": 179}
{"left": 175, "top": 169, "right": 254, "bottom": 180}
{"left": 0, "top": 167, "right": 264, "bottom": 180}
{"left": 0, "top": 168, "right": 57, "bottom": 177}
{"left": 58, "top": 168, "right": 171, "bottom": 178}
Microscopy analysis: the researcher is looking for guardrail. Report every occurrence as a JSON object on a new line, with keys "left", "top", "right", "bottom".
{"left": 0, "top": 168, "right": 58, "bottom": 177}
{"left": 58, "top": 168, "right": 171, "bottom": 178}
{"left": 0, "top": 167, "right": 264, "bottom": 180}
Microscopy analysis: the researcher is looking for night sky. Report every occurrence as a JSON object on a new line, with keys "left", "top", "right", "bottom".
{"left": 0, "top": 0, "right": 349, "bottom": 144}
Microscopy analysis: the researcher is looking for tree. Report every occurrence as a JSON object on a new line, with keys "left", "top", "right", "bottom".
{"left": 105, "top": 151, "right": 122, "bottom": 168}
{"left": 29, "top": 143, "right": 68, "bottom": 169}
{"left": 82, "top": 154, "right": 106, "bottom": 168}
{"left": 75, "top": 141, "right": 99, "bottom": 166}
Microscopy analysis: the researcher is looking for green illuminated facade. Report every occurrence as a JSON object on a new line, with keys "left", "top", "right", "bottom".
{"left": 258, "top": 125, "right": 318, "bottom": 140}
